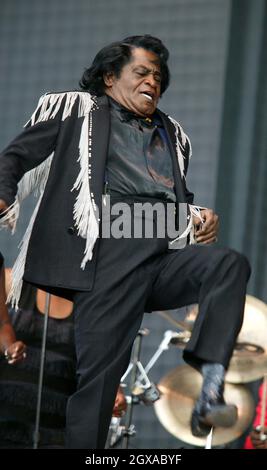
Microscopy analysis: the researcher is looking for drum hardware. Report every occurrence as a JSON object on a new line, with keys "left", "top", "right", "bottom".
{"left": 111, "top": 328, "right": 156, "bottom": 449}
{"left": 121, "top": 329, "right": 160, "bottom": 405}
{"left": 105, "top": 393, "right": 135, "bottom": 449}
{"left": 107, "top": 417, "right": 124, "bottom": 448}
{"left": 112, "top": 330, "right": 187, "bottom": 447}
{"left": 259, "top": 374, "right": 267, "bottom": 441}
{"left": 108, "top": 294, "right": 267, "bottom": 448}
{"left": 152, "top": 296, "right": 267, "bottom": 446}
{"left": 121, "top": 329, "right": 146, "bottom": 449}
{"left": 143, "top": 330, "right": 186, "bottom": 375}
{"left": 205, "top": 428, "right": 214, "bottom": 449}
{"left": 174, "top": 295, "right": 267, "bottom": 383}
{"left": 107, "top": 327, "right": 172, "bottom": 449}
{"left": 233, "top": 342, "right": 264, "bottom": 355}
{"left": 107, "top": 415, "right": 136, "bottom": 448}
{"left": 169, "top": 331, "right": 191, "bottom": 348}
{"left": 225, "top": 296, "right": 267, "bottom": 383}
{"left": 118, "top": 329, "right": 254, "bottom": 448}
{"left": 106, "top": 328, "right": 163, "bottom": 449}
{"left": 123, "top": 357, "right": 156, "bottom": 401}
{"left": 132, "top": 382, "right": 161, "bottom": 405}
{"left": 154, "top": 365, "right": 254, "bottom": 447}
{"left": 156, "top": 310, "right": 194, "bottom": 332}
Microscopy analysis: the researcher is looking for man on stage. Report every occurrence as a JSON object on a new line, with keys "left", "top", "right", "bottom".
{"left": 0, "top": 35, "right": 250, "bottom": 448}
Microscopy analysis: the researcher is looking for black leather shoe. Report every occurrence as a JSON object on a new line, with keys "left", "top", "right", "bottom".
{"left": 190, "top": 394, "right": 238, "bottom": 438}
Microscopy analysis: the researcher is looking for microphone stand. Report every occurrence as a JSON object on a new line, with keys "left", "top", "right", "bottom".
{"left": 33, "top": 292, "right": 51, "bottom": 449}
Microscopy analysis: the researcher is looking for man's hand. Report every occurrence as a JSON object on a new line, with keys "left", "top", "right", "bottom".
{"left": 193, "top": 208, "right": 219, "bottom": 244}
{"left": 250, "top": 427, "right": 267, "bottom": 449}
{"left": 4, "top": 340, "right": 27, "bottom": 365}
{"left": 112, "top": 385, "right": 127, "bottom": 417}
{"left": 0, "top": 198, "right": 16, "bottom": 230}
{"left": 0, "top": 199, "right": 8, "bottom": 216}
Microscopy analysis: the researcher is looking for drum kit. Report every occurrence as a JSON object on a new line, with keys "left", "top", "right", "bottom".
{"left": 109, "top": 295, "right": 267, "bottom": 448}
{"left": 154, "top": 295, "right": 267, "bottom": 447}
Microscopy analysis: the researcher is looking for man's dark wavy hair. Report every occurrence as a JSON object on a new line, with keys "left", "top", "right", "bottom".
{"left": 79, "top": 35, "right": 170, "bottom": 97}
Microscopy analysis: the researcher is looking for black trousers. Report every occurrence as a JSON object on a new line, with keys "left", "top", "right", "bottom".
{"left": 66, "top": 215, "right": 250, "bottom": 449}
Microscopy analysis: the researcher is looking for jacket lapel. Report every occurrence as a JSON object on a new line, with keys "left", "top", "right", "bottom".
{"left": 158, "top": 110, "right": 187, "bottom": 204}
{"left": 90, "top": 95, "right": 110, "bottom": 213}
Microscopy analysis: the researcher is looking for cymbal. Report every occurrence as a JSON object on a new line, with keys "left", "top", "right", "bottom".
{"left": 183, "top": 295, "right": 267, "bottom": 383}
{"left": 226, "top": 295, "right": 267, "bottom": 383}
{"left": 156, "top": 310, "right": 194, "bottom": 332}
{"left": 154, "top": 365, "right": 254, "bottom": 447}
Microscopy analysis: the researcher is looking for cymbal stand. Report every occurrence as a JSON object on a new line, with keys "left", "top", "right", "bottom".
{"left": 109, "top": 330, "right": 186, "bottom": 448}
{"left": 120, "top": 329, "right": 148, "bottom": 449}
{"left": 106, "top": 329, "right": 160, "bottom": 449}
{"left": 143, "top": 330, "right": 181, "bottom": 375}
{"left": 121, "top": 329, "right": 187, "bottom": 390}
{"left": 205, "top": 428, "right": 214, "bottom": 449}
{"left": 259, "top": 373, "right": 267, "bottom": 441}
{"left": 33, "top": 292, "right": 51, "bottom": 449}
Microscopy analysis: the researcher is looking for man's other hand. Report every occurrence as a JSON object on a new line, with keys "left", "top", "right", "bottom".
{"left": 0, "top": 199, "right": 15, "bottom": 230}
{"left": 194, "top": 208, "right": 219, "bottom": 245}
{"left": 0, "top": 199, "right": 8, "bottom": 216}
{"left": 112, "top": 385, "right": 127, "bottom": 417}
{"left": 4, "top": 341, "right": 27, "bottom": 365}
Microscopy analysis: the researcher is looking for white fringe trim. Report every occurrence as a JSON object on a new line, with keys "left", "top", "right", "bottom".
{"left": 3, "top": 91, "right": 97, "bottom": 308}
{"left": 168, "top": 116, "right": 192, "bottom": 179}
{"left": 0, "top": 155, "right": 54, "bottom": 234}
{"left": 6, "top": 153, "right": 55, "bottom": 308}
{"left": 24, "top": 91, "right": 95, "bottom": 127}
{"left": 7, "top": 195, "right": 44, "bottom": 309}
{"left": 71, "top": 111, "right": 99, "bottom": 268}
{"left": 169, "top": 204, "right": 206, "bottom": 246}
{"left": 167, "top": 115, "right": 197, "bottom": 246}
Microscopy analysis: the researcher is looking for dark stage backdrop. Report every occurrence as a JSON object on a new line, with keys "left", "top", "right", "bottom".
{"left": 0, "top": 0, "right": 266, "bottom": 449}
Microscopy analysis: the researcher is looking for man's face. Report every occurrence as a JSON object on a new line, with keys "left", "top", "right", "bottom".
{"left": 104, "top": 47, "right": 161, "bottom": 117}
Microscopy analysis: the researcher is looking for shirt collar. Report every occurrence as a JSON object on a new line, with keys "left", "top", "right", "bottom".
{"left": 107, "top": 96, "right": 160, "bottom": 127}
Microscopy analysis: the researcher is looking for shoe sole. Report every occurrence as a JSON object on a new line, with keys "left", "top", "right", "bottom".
{"left": 191, "top": 413, "right": 212, "bottom": 438}
{"left": 203, "top": 404, "right": 238, "bottom": 427}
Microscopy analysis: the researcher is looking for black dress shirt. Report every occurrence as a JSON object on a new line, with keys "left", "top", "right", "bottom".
{"left": 106, "top": 97, "right": 176, "bottom": 202}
